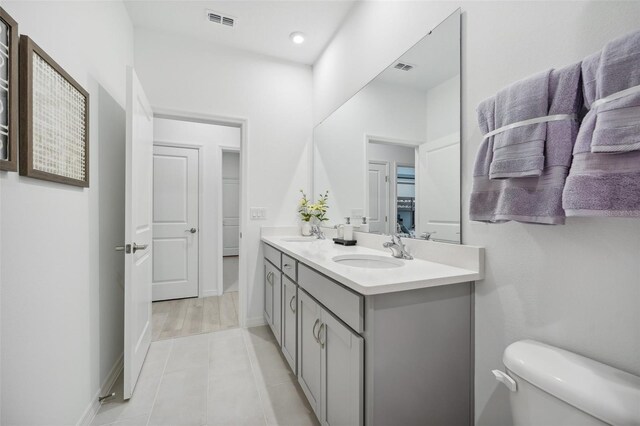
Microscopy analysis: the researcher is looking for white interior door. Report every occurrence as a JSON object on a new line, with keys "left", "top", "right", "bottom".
{"left": 419, "top": 134, "right": 461, "bottom": 242}
{"left": 368, "top": 161, "right": 389, "bottom": 234}
{"left": 123, "top": 68, "right": 154, "bottom": 400}
{"left": 152, "top": 145, "right": 199, "bottom": 301}
{"left": 222, "top": 151, "right": 240, "bottom": 256}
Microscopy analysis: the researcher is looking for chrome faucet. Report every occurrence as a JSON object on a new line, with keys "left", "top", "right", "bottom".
{"left": 383, "top": 234, "right": 413, "bottom": 260}
{"left": 310, "top": 225, "right": 325, "bottom": 240}
{"left": 419, "top": 231, "right": 435, "bottom": 240}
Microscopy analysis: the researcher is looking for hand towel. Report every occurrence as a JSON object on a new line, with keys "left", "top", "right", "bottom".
{"left": 590, "top": 29, "right": 640, "bottom": 153}
{"left": 489, "top": 70, "right": 551, "bottom": 179}
{"left": 471, "top": 64, "right": 582, "bottom": 225}
{"left": 563, "top": 35, "right": 640, "bottom": 217}
{"left": 470, "top": 97, "right": 567, "bottom": 225}
{"left": 546, "top": 62, "right": 583, "bottom": 168}
{"left": 470, "top": 97, "right": 504, "bottom": 223}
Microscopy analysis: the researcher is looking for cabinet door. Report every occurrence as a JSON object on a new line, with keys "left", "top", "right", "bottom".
{"left": 264, "top": 261, "right": 274, "bottom": 326}
{"left": 264, "top": 260, "right": 282, "bottom": 344}
{"left": 319, "top": 310, "right": 364, "bottom": 426}
{"left": 272, "top": 267, "right": 282, "bottom": 345}
{"left": 282, "top": 276, "right": 297, "bottom": 373}
{"left": 297, "top": 290, "right": 322, "bottom": 415}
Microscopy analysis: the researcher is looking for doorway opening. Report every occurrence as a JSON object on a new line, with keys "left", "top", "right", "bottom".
{"left": 150, "top": 116, "right": 242, "bottom": 341}
{"left": 221, "top": 149, "right": 240, "bottom": 298}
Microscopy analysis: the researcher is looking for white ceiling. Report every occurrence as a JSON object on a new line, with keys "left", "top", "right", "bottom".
{"left": 376, "top": 10, "right": 460, "bottom": 92}
{"left": 124, "top": 0, "right": 356, "bottom": 65}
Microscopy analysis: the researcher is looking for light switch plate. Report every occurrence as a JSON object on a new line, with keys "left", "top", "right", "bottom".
{"left": 250, "top": 207, "right": 267, "bottom": 220}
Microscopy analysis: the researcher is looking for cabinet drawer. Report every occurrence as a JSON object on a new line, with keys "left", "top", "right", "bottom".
{"left": 264, "top": 243, "right": 281, "bottom": 269}
{"left": 282, "top": 254, "right": 297, "bottom": 281}
{"left": 298, "top": 263, "right": 363, "bottom": 333}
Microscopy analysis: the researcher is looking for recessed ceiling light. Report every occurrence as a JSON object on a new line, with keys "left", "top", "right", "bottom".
{"left": 289, "top": 32, "right": 305, "bottom": 44}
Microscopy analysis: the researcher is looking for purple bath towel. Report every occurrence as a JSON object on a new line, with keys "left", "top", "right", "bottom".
{"left": 489, "top": 70, "right": 551, "bottom": 179}
{"left": 563, "top": 31, "right": 640, "bottom": 217}
{"left": 546, "top": 62, "right": 583, "bottom": 168}
{"left": 591, "top": 29, "right": 640, "bottom": 153}
{"left": 471, "top": 64, "right": 582, "bottom": 225}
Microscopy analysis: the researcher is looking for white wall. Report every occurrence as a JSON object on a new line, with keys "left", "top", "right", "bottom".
{"left": 154, "top": 117, "right": 241, "bottom": 297}
{"left": 134, "top": 28, "right": 313, "bottom": 325}
{"left": 0, "top": 1, "right": 134, "bottom": 425}
{"left": 313, "top": 2, "right": 640, "bottom": 425}
{"left": 368, "top": 142, "right": 415, "bottom": 165}
{"left": 425, "top": 75, "right": 459, "bottom": 143}
{"left": 313, "top": 1, "right": 456, "bottom": 124}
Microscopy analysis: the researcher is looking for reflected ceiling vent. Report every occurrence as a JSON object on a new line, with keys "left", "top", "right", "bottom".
{"left": 206, "top": 10, "right": 236, "bottom": 27}
{"left": 394, "top": 62, "right": 415, "bottom": 71}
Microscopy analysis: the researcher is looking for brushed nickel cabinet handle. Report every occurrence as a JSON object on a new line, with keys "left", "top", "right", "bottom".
{"left": 312, "top": 319, "right": 320, "bottom": 343}
{"left": 289, "top": 295, "right": 296, "bottom": 313}
{"left": 318, "top": 323, "right": 325, "bottom": 348}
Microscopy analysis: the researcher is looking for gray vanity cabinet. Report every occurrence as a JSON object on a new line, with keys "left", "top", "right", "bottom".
{"left": 281, "top": 275, "right": 297, "bottom": 373}
{"left": 263, "top": 259, "right": 282, "bottom": 345}
{"left": 263, "top": 241, "right": 472, "bottom": 426}
{"left": 298, "top": 289, "right": 364, "bottom": 426}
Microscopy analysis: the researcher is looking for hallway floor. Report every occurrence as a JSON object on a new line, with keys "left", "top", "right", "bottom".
{"left": 91, "top": 326, "right": 318, "bottom": 426}
{"left": 152, "top": 293, "right": 239, "bottom": 341}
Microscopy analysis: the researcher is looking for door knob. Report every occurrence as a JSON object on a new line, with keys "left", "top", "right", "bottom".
{"left": 132, "top": 243, "right": 148, "bottom": 253}
{"left": 187, "top": 228, "right": 197, "bottom": 234}
{"left": 115, "top": 244, "right": 131, "bottom": 254}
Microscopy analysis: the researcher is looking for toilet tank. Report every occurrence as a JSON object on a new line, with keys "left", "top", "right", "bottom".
{"left": 500, "top": 340, "right": 640, "bottom": 426}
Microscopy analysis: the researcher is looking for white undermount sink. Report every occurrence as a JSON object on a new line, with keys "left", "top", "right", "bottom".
{"left": 281, "top": 236, "right": 316, "bottom": 242}
{"left": 332, "top": 254, "right": 404, "bottom": 269}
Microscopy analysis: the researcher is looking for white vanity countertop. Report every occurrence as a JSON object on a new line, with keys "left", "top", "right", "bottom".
{"left": 261, "top": 235, "right": 482, "bottom": 296}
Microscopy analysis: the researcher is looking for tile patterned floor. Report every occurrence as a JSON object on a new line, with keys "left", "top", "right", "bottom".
{"left": 152, "top": 293, "right": 239, "bottom": 341}
{"left": 91, "top": 326, "right": 318, "bottom": 426}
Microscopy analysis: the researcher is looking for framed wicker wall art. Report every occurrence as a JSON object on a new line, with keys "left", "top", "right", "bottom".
{"left": 0, "top": 7, "right": 18, "bottom": 172}
{"left": 19, "top": 35, "right": 90, "bottom": 187}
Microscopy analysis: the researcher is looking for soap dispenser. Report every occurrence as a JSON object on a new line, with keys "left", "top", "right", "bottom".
{"left": 343, "top": 223, "right": 354, "bottom": 240}
{"left": 359, "top": 216, "right": 370, "bottom": 233}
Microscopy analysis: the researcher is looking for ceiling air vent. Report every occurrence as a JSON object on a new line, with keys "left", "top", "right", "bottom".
{"left": 206, "top": 10, "right": 236, "bottom": 28}
{"left": 394, "top": 62, "right": 414, "bottom": 71}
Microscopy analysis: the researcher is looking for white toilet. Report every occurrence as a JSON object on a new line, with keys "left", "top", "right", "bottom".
{"left": 494, "top": 340, "right": 640, "bottom": 425}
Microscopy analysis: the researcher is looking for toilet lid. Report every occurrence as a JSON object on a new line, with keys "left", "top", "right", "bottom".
{"left": 503, "top": 340, "right": 640, "bottom": 425}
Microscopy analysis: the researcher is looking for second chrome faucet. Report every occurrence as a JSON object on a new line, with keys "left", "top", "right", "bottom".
{"left": 383, "top": 234, "right": 413, "bottom": 260}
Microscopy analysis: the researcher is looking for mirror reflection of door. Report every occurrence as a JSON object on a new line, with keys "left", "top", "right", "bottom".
{"left": 368, "top": 161, "right": 389, "bottom": 234}
{"left": 419, "top": 134, "right": 460, "bottom": 242}
{"left": 367, "top": 140, "right": 418, "bottom": 235}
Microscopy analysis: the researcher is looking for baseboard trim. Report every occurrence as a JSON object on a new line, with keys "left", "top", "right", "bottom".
{"left": 202, "top": 289, "right": 220, "bottom": 297}
{"left": 77, "top": 353, "right": 123, "bottom": 426}
{"left": 246, "top": 316, "right": 267, "bottom": 328}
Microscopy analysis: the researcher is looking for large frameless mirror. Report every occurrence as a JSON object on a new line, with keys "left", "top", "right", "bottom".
{"left": 313, "top": 9, "right": 461, "bottom": 243}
